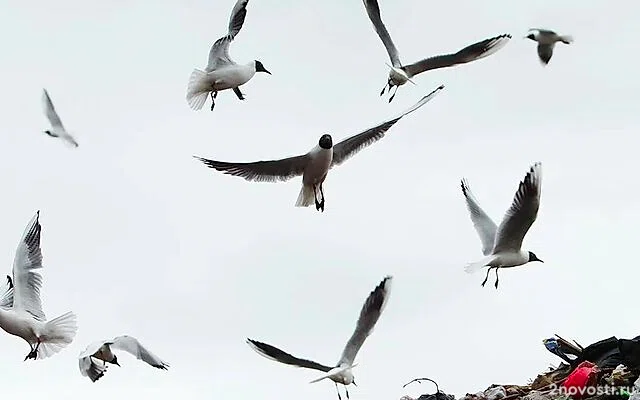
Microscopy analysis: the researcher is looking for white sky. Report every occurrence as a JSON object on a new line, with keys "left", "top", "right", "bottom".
{"left": 0, "top": 0, "right": 638, "bottom": 398}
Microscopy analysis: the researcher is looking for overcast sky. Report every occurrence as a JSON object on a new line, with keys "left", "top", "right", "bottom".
{"left": 0, "top": 0, "right": 638, "bottom": 398}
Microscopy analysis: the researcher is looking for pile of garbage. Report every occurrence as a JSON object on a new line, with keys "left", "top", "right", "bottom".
{"left": 403, "top": 335, "right": 640, "bottom": 400}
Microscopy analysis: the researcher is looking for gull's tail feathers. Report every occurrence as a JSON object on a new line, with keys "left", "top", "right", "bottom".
{"left": 186, "top": 69, "right": 211, "bottom": 111}
{"left": 295, "top": 185, "right": 315, "bottom": 208}
{"left": 559, "top": 35, "right": 574, "bottom": 44}
{"left": 38, "top": 311, "right": 78, "bottom": 360}
{"left": 309, "top": 364, "right": 358, "bottom": 384}
{"left": 464, "top": 256, "right": 494, "bottom": 274}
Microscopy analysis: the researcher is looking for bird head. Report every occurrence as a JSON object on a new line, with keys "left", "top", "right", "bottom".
{"left": 528, "top": 251, "right": 543, "bottom": 263}
{"left": 525, "top": 32, "right": 536, "bottom": 41}
{"left": 319, "top": 134, "right": 333, "bottom": 149}
{"left": 111, "top": 355, "right": 121, "bottom": 367}
{"left": 254, "top": 60, "right": 272, "bottom": 75}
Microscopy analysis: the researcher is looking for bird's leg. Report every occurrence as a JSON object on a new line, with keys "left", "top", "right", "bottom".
{"left": 346, "top": 386, "right": 350, "bottom": 399}
{"left": 481, "top": 267, "right": 492, "bottom": 287}
{"left": 313, "top": 186, "right": 321, "bottom": 211}
{"left": 380, "top": 81, "right": 388, "bottom": 96}
{"left": 318, "top": 184, "right": 325, "bottom": 212}
{"left": 494, "top": 268, "right": 500, "bottom": 289}
{"left": 210, "top": 91, "right": 217, "bottom": 111}
{"left": 388, "top": 85, "right": 399, "bottom": 103}
{"left": 233, "top": 87, "right": 246, "bottom": 100}
{"left": 24, "top": 340, "right": 40, "bottom": 360}
{"left": 334, "top": 382, "right": 343, "bottom": 400}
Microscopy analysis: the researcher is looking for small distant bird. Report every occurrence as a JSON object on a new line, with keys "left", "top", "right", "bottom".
{"left": 194, "top": 85, "right": 443, "bottom": 212}
{"left": 0, "top": 211, "right": 78, "bottom": 360}
{"left": 186, "top": 0, "right": 271, "bottom": 111}
{"left": 461, "top": 162, "right": 544, "bottom": 288}
{"left": 78, "top": 335, "right": 169, "bottom": 382}
{"left": 525, "top": 29, "right": 573, "bottom": 65}
{"left": 362, "top": 0, "right": 510, "bottom": 102}
{"left": 246, "top": 276, "right": 393, "bottom": 400}
{"left": 42, "top": 89, "right": 79, "bottom": 148}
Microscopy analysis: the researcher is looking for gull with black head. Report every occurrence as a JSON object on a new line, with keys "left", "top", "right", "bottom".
{"left": 194, "top": 85, "right": 443, "bottom": 212}
{"left": 525, "top": 29, "right": 573, "bottom": 65}
{"left": 186, "top": 0, "right": 271, "bottom": 111}
{"left": 42, "top": 89, "right": 79, "bottom": 147}
{"left": 362, "top": 0, "right": 510, "bottom": 102}
{"left": 246, "top": 276, "right": 393, "bottom": 400}
{"left": 461, "top": 162, "right": 544, "bottom": 288}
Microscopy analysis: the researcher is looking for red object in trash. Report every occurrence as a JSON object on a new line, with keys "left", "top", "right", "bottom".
{"left": 562, "top": 361, "right": 600, "bottom": 399}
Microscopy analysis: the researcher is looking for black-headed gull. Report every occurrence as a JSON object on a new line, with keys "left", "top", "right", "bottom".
{"left": 78, "top": 335, "right": 169, "bottom": 382}
{"left": 42, "top": 89, "right": 79, "bottom": 147}
{"left": 186, "top": 0, "right": 271, "bottom": 111}
{"left": 461, "top": 162, "right": 543, "bottom": 288}
{"left": 525, "top": 29, "right": 573, "bottom": 65}
{"left": 246, "top": 276, "right": 392, "bottom": 400}
{"left": 193, "top": 86, "right": 443, "bottom": 212}
{"left": 362, "top": 0, "right": 510, "bottom": 102}
{"left": 0, "top": 211, "right": 78, "bottom": 360}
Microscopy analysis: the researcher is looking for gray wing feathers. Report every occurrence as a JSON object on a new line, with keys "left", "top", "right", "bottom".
{"left": 206, "top": 0, "right": 249, "bottom": 71}
{"left": 362, "top": 0, "right": 401, "bottom": 67}
{"left": 42, "top": 89, "right": 64, "bottom": 129}
{"left": 492, "top": 162, "right": 542, "bottom": 254}
{"left": 338, "top": 276, "right": 392, "bottom": 366}
{"left": 537, "top": 43, "right": 554, "bottom": 65}
{"left": 246, "top": 338, "right": 332, "bottom": 372}
{"left": 79, "top": 356, "right": 108, "bottom": 382}
{"left": 111, "top": 335, "right": 169, "bottom": 369}
{"left": 12, "top": 211, "right": 46, "bottom": 321}
{"left": 460, "top": 179, "right": 498, "bottom": 256}
{"left": 331, "top": 85, "right": 444, "bottom": 167}
{"left": 194, "top": 154, "right": 309, "bottom": 183}
{"left": 402, "top": 34, "right": 511, "bottom": 77}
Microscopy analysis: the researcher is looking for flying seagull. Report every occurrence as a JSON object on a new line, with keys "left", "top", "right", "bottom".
{"left": 194, "top": 85, "right": 444, "bottom": 212}
{"left": 42, "top": 89, "right": 79, "bottom": 147}
{"left": 362, "top": 0, "right": 510, "bottom": 102}
{"left": 78, "top": 335, "right": 169, "bottom": 382}
{"left": 461, "top": 162, "right": 543, "bottom": 288}
{"left": 246, "top": 276, "right": 392, "bottom": 400}
{"left": 525, "top": 29, "right": 573, "bottom": 65}
{"left": 186, "top": 0, "right": 271, "bottom": 111}
{"left": 0, "top": 211, "right": 78, "bottom": 360}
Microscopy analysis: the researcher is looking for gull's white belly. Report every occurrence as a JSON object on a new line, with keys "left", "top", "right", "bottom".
{"left": 209, "top": 66, "right": 255, "bottom": 90}
{"left": 389, "top": 68, "right": 409, "bottom": 86}
{"left": 490, "top": 251, "right": 528, "bottom": 268}
{"left": 0, "top": 310, "right": 38, "bottom": 342}
{"left": 303, "top": 149, "right": 333, "bottom": 185}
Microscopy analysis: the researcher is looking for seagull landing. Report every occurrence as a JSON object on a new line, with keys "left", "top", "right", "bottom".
{"left": 461, "top": 163, "right": 543, "bottom": 289}
{"left": 0, "top": 211, "right": 78, "bottom": 360}
{"left": 78, "top": 335, "right": 169, "bottom": 382}
{"left": 194, "top": 85, "right": 443, "bottom": 212}
{"left": 525, "top": 29, "right": 573, "bottom": 65}
{"left": 362, "top": 0, "right": 510, "bottom": 102}
{"left": 246, "top": 276, "right": 393, "bottom": 400}
{"left": 41, "top": 89, "right": 79, "bottom": 147}
{"left": 186, "top": 0, "right": 271, "bottom": 111}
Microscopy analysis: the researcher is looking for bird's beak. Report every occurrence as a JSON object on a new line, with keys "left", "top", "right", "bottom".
{"left": 114, "top": 361, "right": 121, "bottom": 367}
{"left": 352, "top": 381, "right": 358, "bottom": 387}
{"left": 265, "top": 69, "right": 272, "bottom": 75}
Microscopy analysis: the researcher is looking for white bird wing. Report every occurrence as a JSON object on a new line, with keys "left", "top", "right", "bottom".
{"left": 0, "top": 285, "right": 14, "bottom": 309}
{"left": 491, "top": 162, "right": 542, "bottom": 254}
{"left": 331, "top": 85, "right": 444, "bottom": 167}
{"left": 11, "top": 211, "right": 46, "bottom": 321}
{"left": 246, "top": 338, "right": 333, "bottom": 372}
{"left": 78, "top": 340, "right": 110, "bottom": 359}
{"left": 78, "top": 355, "right": 108, "bottom": 382}
{"left": 193, "top": 153, "right": 310, "bottom": 183}
{"left": 338, "top": 276, "right": 392, "bottom": 366}
{"left": 42, "top": 89, "right": 65, "bottom": 130}
{"left": 402, "top": 34, "right": 511, "bottom": 78}
{"left": 362, "top": 0, "right": 401, "bottom": 67}
{"left": 111, "top": 335, "right": 169, "bottom": 369}
{"left": 60, "top": 133, "right": 79, "bottom": 148}
{"left": 460, "top": 179, "right": 498, "bottom": 256}
{"left": 206, "top": 0, "right": 249, "bottom": 71}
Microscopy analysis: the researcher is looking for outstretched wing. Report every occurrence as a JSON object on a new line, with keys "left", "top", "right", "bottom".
{"left": 331, "top": 85, "right": 444, "bottom": 167}
{"left": 492, "top": 162, "right": 542, "bottom": 253}
{"left": 111, "top": 335, "right": 169, "bottom": 369}
{"left": 338, "top": 276, "right": 392, "bottom": 366}
{"left": 12, "top": 211, "right": 46, "bottom": 321}
{"left": 194, "top": 153, "right": 309, "bottom": 183}
{"left": 42, "top": 89, "right": 64, "bottom": 130}
{"left": 246, "top": 338, "right": 333, "bottom": 372}
{"left": 362, "top": 0, "right": 401, "bottom": 67}
{"left": 460, "top": 179, "right": 498, "bottom": 256}
{"left": 0, "top": 276, "right": 14, "bottom": 309}
{"left": 206, "top": 0, "right": 249, "bottom": 71}
{"left": 403, "top": 34, "right": 511, "bottom": 77}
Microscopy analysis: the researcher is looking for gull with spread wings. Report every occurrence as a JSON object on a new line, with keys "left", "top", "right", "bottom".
{"left": 42, "top": 89, "right": 79, "bottom": 147}
{"left": 246, "top": 276, "right": 392, "bottom": 400}
{"left": 78, "top": 335, "right": 169, "bottom": 382}
{"left": 194, "top": 85, "right": 443, "bottom": 212}
{"left": 461, "top": 162, "right": 544, "bottom": 289}
{"left": 525, "top": 29, "right": 573, "bottom": 65}
{"left": 362, "top": 0, "right": 510, "bottom": 102}
{"left": 0, "top": 211, "right": 78, "bottom": 360}
{"left": 186, "top": 0, "right": 271, "bottom": 111}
